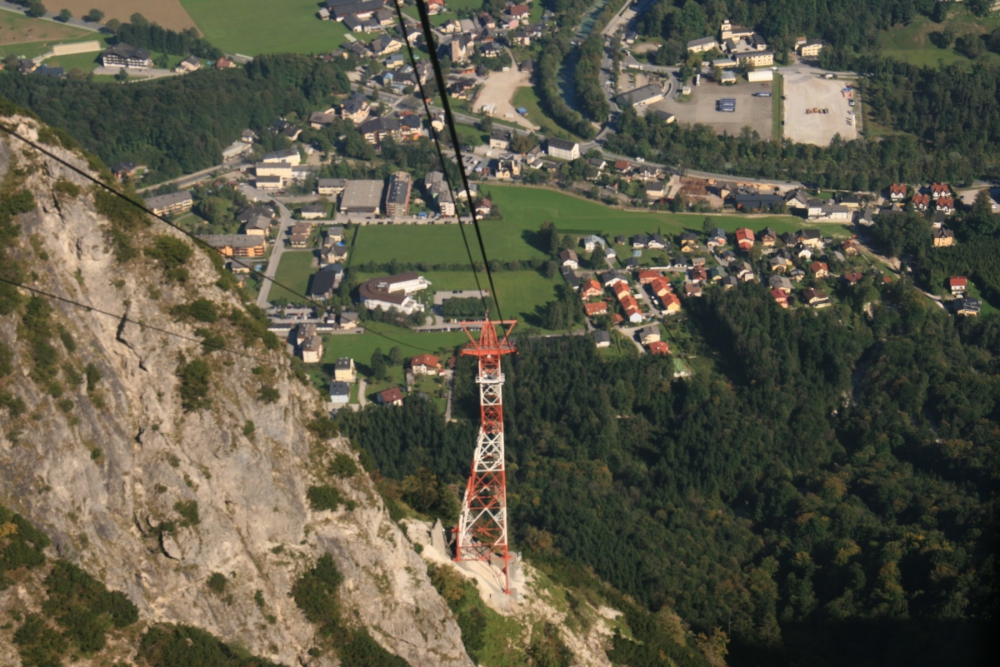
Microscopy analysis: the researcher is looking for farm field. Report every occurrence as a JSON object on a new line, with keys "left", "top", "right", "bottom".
{"left": 0, "top": 11, "right": 90, "bottom": 56}
{"left": 180, "top": 0, "right": 348, "bottom": 55}
{"left": 269, "top": 250, "right": 316, "bottom": 305}
{"left": 878, "top": 7, "right": 1000, "bottom": 68}
{"left": 54, "top": 1, "right": 198, "bottom": 31}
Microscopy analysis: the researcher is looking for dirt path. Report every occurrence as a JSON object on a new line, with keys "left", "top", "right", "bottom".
{"left": 473, "top": 68, "right": 539, "bottom": 131}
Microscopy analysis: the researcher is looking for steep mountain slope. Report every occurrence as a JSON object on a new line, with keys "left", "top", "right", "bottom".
{"left": 0, "top": 113, "right": 473, "bottom": 666}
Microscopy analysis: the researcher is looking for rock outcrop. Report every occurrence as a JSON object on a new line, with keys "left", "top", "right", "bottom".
{"left": 0, "top": 116, "right": 473, "bottom": 666}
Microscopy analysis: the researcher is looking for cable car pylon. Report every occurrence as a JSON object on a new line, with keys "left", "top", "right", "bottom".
{"left": 454, "top": 314, "right": 517, "bottom": 594}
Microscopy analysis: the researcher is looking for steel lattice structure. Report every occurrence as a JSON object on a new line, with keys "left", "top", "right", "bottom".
{"left": 454, "top": 316, "right": 517, "bottom": 594}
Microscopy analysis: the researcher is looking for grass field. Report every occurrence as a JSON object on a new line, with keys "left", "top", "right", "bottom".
{"left": 321, "top": 325, "right": 469, "bottom": 377}
{"left": 51, "top": 1, "right": 198, "bottom": 31}
{"left": 180, "top": 0, "right": 350, "bottom": 55}
{"left": 0, "top": 11, "right": 91, "bottom": 48}
{"left": 879, "top": 6, "right": 1000, "bottom": 68}
{"left": 352, "top": 187, "right": 848, "bottom": 269}
{"left": 512, "top": 86, "right": 586, "bottom": 143}
{"left": 270, "top": 250, "right": 316, "bottom": 305}
{"left": 352, "top": 269, "right": 563, "bottom": 326}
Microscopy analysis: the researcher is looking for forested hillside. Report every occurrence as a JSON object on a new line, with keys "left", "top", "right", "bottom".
{"left": 338, "top": 279, "right": 998, "bottom": 666}
{"left": 0, "top": 54, "right": 352, "bottom": 181}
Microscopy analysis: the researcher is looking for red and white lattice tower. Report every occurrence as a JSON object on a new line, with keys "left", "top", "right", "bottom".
{"left": 455, "top": 316, "right": 517, "bottom": 594}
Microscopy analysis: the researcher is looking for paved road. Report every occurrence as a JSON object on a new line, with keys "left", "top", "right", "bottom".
{"left": 0, "top": 3, "right": 103, "bottom": 33}
{"left": 94, "top": 66, "right": 180, "bottom": 80}
{"left": 240, "top": 183, "right": 296, "bottom": 308}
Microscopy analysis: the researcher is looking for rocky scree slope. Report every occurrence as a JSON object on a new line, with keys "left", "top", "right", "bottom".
{"left": 0, "top": 114, "right": 473, "bottom": 666}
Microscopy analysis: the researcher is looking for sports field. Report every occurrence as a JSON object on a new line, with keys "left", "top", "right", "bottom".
{"left": 352, "top": 222, "right": 549, "bottom": 266}
{"left": 55, "top": 1, "right": 198, "bottom": 31}
{"left": 180, "top": 0, "right": 350, "bottom": 55}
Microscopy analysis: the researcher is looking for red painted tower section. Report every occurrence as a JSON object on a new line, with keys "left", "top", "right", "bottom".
{"left": 454, "top": 316, "right": 517, "bottom": 594}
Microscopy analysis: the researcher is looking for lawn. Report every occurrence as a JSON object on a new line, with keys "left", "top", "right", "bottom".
{"left": 179, "top": 0, "right": 351, "bottom": 55}
{"left": 351, "top": 221, "right": 549, "bottom": 266}
{"left": 269, "top": 249, "right": 317, "bottom": 305}
{"left": 483, "top": 185, "right": 850, "bottom": 238}
{"left": 878, "top": 6, "right": 1000, "bottom": 68}
{"left": 352, "top": 186, "right": 848, "bottom": 269}
{"left": 352, "top": 269, "right": 564, "bottom": 327}
{"left": 321, "top": 325, "right": 469, "bottom": 378}
{"left": 512, "top": 86, "right": 587, "bottom": 143}
{"left": 43, "top": 51, "right": 102, "bottom": 72}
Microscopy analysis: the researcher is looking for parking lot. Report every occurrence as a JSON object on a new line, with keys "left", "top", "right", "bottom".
{"left": 647, "top": 78, "right": 774, "bottom": 140}
{"left": 782, "top": 71, "right": 858, "bottom": 146}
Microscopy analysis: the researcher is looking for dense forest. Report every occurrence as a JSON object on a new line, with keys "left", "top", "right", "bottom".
{"left": 604, "top": 55, "right": 1000, "bottom": 187}
{"left": 339, "top": 271, "right": 999, "bottom": 664}
{"left": 0, "top": 54, "right": 352, "bottom": 181}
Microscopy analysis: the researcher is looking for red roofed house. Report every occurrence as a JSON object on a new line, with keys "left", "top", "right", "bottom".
{"left": 427, "top": 0, "right": 446, "bottom": 14}
{"left": 735, "top": 228, "right": 755, "bottom": 250}
{"left": 613, "top": 281, "right": 631, "bottom": 298}
{"left": 410, "top": 354, "right": 441, "bottom": 376}
{"left": 377, "top": 387, "right": 405, "bottom": 406}
{"left": 936, "top": 196, "right": 954, "bottom": 214}
{"left": 889, "top": 183, "right": 907, "bottom": 201}
{"left": 613, "top": 160, "right": 631, "bottom": 171}
{"left": 612, "top": 313, "right": 624, "bottom": 324}
{"left": 949, "top": 276, "right": 967, "bottom": 295}
{"left": 650, "top": 277, "right": 671, "bottom": 297}
{"left": 842, "top": 239, "right": 860, "bottom": 256}
{"left": 648, "top": 341, "right": 671, "bottom": 355}
{"left": 580, "top": 278, "right": 602, "bottom": 299}
{"left": 662, "top": 292, "right": 682, "bottom": 313}
{"left": 770, "top": 288, "right": 789, "bottom": 308}
{"left": 509, "top": 4, "right": 530, "bottom": 19}
{"left": 842, "top": 272, "right": 863, "bottom": 285}
{"left": 912, "top": 193, "right": 930, "bottom": 211}
{"left": 585, "top": 301, "right": 608, "bottom": 316}
{"left": 809, "top": 261, "right": 829, "bottom": 278}
{"left": 215, "top": 57, "right": 236, "bottom": 70}
{"left": 802, "top": 287, "right": 831, "bottom": 308}
{"left": 638, "top": 269, "right": 663, "bottom": 285}
{"left": 684, "top": 281, "right": 702, "bottom": 298}
{"left": 931, "top": 183, "right": 950, "bottom": 200}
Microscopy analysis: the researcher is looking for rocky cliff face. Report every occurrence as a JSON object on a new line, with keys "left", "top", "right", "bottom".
{"left": 0, "top": 116, "right": 473, "bottom": 666}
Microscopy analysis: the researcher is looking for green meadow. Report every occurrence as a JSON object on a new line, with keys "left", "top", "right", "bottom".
{"left": 180, "top": 0, "right": 351, "bottom": 55}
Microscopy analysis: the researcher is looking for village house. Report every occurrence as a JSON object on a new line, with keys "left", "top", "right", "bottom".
{"left": 912, "top": 193, "right": 930, "bottom": 212}
{"left": 809, "top": 261, "right": 830, "bottom": 278}
{"left": 547, "top": 138, "right": 580, "bottom": 160}
{"left": 593, "top": 330, "right": 611, "bottom": 348}
{"left": 769, "top": 275, "right": 793, "bottom": 294}
{"left": 638, "top": 270, "right": 663, "bottom": 285}
{"left": 706, "top": 228, "right": 728, "bottom": 249}
{"left": 580, "top": 279, "right": 603, "bottom": 299}
{"left": 949, "top": 276, "right": 968, "bottom": 295}
{"left": 770, "top": 289, "right": 789, "bottom": 308}
{"left": 955, "top": 297, "right": 982, "bottom": 316}
{"left": 759, "top": 226, "right": 777, "bottom": 246}
{"left": 329, "top": 381, "right": 351, "bottom": 407}
{"left": 197, "top": 235, "right": 266, "bottom": 258}
{"left": 585, "top": 301, "right": 608, "bottom": 317}
{"left": 638, "top": 325, "right": 662, "bottom": 345}
{"left": 145, "top": 191, "right": 193, "bottom": 217}
{"left": 648, "top": 341, "right": 671, "bottom": 355}
{"left": 662, "top": 293, "right": 682, "bottom": 313}
{"left": 680, "top": 232, "right": 699, "bottom": 252}
{"left": 410, "top": 354, "right": 441, "bottom": 376}
{"left": 936, "top": 196, "right": 955, "bottom": 214}
{"left": 889, "top": 183, "right": 907, "bottom": 201}
{"left": 802, "top": 287, "right": 831, "bottom": 308}
{"left": 798, "top": 40, "right": 824, "bottom": 57}
{"left": 101, "top": 43, "right": 152, "bottom": 69}
{"left": 933, "top": 229, "right": 956, "bottom": 247}
{"left": 684, "top": 282, "right": 703, "bottom": 298}
{"left": 647, "top": 234, "right": 668, "bottom": 250}
{"left": 377, "top": 387, "right": 405, "bottom": 406}
{"left": 317, "top": 178, "right": 347, "bottom": 196}
{"left": 334, "top": 357, "right": 357, "bottom": 382}
{"left": 359, "top": 273, "right": 430, "bottom": 315}
{"left": 649, "top": 277, "right": 671, "bottom": 297}
{"left": 931, "top": 183, "right": 951, "bottom": 200}
{"left": 580, "top": 235, "right": 606, "bottom": 252}
{"left": 735, "top": 228, "right": 755, "bottom": 250}
{"left": 559, "top": 249, "right": 579, "bottom": 270}
{"left": 300, "top": 336, "right": 323, "bottom": 363}
{"left": 687, "top": 36, "right": 720, "bottom": 53}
